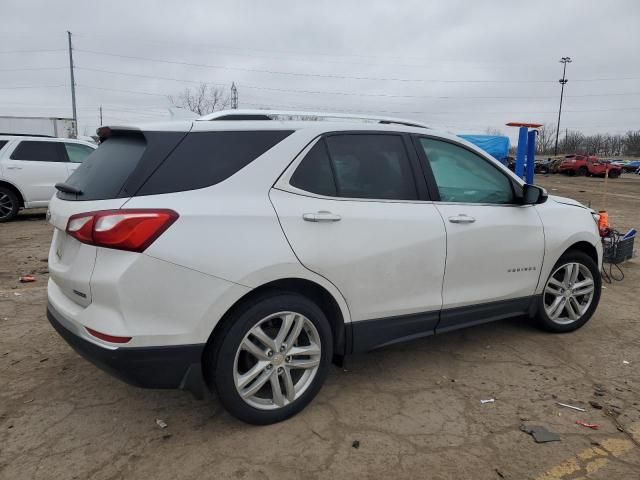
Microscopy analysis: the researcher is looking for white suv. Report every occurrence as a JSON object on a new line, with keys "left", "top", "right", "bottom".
{"left": 46, "top": 111, "right": 602, "bottom": 424}
{"left": 0, "top": 135, "right": 96, "bottom": 221}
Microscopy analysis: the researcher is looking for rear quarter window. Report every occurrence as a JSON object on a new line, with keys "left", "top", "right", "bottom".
{"left": 137, "top": 130, "right": 293, "bottom": 195}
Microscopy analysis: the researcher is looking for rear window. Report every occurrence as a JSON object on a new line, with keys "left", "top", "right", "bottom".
{"left": 59, "top": 134, "right": 147, "bottom": 201}
{"left": 137, "top": 130, "right": 293, "bottom": 196}
{"left": 10, "top": 141, "right": 63, "bottom": 162}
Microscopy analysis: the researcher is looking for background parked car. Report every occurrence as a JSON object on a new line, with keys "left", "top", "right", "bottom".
{"left": 558, "top": 154, "right": 621, "bottom": 178}
{"left": 0, "top": 134, "right": 96, "bottom": 221}
{"left": 621, "top": 160, "right": 640, "bottom": 173}
{"left": 535, "top": 158, "right": 555, "bottom": 174}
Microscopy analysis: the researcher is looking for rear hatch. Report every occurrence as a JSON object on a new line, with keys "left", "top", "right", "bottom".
{"left": 48, "top": 126, "right": 190, "bottom": 307}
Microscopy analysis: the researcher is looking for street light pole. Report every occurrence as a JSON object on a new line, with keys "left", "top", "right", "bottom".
{"left": 554, "top": 56, "right": 572, "bottom": 155}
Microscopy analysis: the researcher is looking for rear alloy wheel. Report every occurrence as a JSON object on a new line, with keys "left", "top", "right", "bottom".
{"left": 536, "top": 251, "right": 601, "bottom": 332}
{"left": 233, "top": 312, "right": 322, "bottom": 410}
{"left": 0, "top": 187, "right": 19, "bottom": 222}
{"left": 608, "top": 170, "right": 620, "bottom": 178}
{"left": 208, "top": 294, "right": 332, "bottom": 424}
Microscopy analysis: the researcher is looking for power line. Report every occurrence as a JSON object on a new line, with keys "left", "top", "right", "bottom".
{"left": 74, "top": 67, "right": 640, "bottom": 100}
{"left": 0, "top": 49, "right": 65, "bottom": 54}
{"left": 77, "top": 48, "right": 609, "bottom": 84}
{"left": 0, "top": 66, "right": 67, "bottom": 72}
{"left": 77, "top": 85, "right": 168, "bottom": 97}
{"left": 74, "top": 48, "right": 640, "bottom": 84}
{"left": 0, "top": 84, "right": 66, "bottom": 90}
{"left": 71, "top": 34, "right": 640, "bottom": 82}
{"left": 72, "top": 32, "right": 508, "bottom": 64}
{"left": 239, "top": 101, "right": 640, "bottom": 115}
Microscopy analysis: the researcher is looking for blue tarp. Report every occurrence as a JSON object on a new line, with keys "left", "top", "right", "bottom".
{"left": 458, "top": 135, "right": 511, "bottom": 164}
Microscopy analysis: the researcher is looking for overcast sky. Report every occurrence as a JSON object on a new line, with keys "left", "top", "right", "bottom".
{"left": 1, "top": 0, "right": 639, "bottom": 141}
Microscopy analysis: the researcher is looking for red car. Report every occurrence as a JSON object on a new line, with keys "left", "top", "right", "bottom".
{"left": 558, "top": 155, "right": 621, "bottom": 178}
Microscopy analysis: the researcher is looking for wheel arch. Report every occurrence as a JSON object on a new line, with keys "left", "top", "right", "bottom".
{"left": 565, "top": 240, "right": 599, "bottom": 264}
{"left": 202, "top": 276, "right": 350, "bottom": 381}
{"left": 0, "top": 179, "right": 25, "bottom": 207}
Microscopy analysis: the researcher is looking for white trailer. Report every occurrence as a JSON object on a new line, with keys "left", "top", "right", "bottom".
{"left": 0, "top": 116, "right": 76, "bottom": 138}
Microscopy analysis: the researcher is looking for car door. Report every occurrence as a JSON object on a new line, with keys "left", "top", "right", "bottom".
{"left": 270, "top": 133, "right": 447, "bottom": 352}
{"left": 3, "top": 140, "right": 69, "bottom": 205}
{"left": 63, "top": 142, "right": 95, "bottom": 176}
{"left": 414, "top": 136, "right": 544, "bottom": 332}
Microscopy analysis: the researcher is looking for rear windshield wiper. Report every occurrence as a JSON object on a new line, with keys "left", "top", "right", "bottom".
{"left": 55, "top": 182, "right": 83, "bottom": 195}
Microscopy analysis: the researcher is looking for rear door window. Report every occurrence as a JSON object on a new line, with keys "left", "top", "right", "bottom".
{"left": 10, "top": 141, "right": 65, "bottom": 162}
{"left": 324, "top": 134, "right": 418, "bottom": 200}
{"left": 0, "top": 140, "right": 8, "bottom": 152}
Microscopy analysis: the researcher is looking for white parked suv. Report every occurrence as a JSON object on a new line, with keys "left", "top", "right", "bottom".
{"left": 46, "top": 111, "right": 602, "bottom": 424}
{"left": 0, "top": 134, "right": 96, "bottom": 221}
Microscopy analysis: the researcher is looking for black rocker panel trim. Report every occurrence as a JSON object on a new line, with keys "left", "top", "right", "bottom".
{"left": 350, "top": 296, "right": 534, "bottom": 353}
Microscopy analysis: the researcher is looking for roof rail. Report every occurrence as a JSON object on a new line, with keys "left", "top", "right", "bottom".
{"left": 197, "top": 109, "right": 430, "bottom": 129}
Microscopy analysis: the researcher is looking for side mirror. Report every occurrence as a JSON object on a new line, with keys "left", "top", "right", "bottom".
{"left": 522, "top": 184, "right": 548, "bottom": 205}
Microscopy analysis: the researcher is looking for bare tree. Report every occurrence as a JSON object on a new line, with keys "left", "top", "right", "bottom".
{"left": 535, "top": 124, "right": 556, "bottom": 155}
{"left": 484, "top": 126, "right": 504, "bottom": 136}
{"left": 623, "top": 130, "right": 640, "bottom": 156}
{"left": 169, "top": 83, "right": 230, "bottom": 115}
{"left": 559, "top": 130, "right": 585, "bottom": 154}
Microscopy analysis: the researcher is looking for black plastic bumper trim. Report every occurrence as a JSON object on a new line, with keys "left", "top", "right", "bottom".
{"left": 47, "top": 302, "right": 205, "bottom": 391}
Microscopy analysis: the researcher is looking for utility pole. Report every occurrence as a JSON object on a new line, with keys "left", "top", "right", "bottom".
{"left": 554, "top": 56, "right": 572, "bottom": 155}
{"left": 230, "top": 82, "right": 238, "bottom": 109}
{"left": 67, "top": 31, "right": 78, "bottom": 138}
{"left": 99, "top": 105, "right": 103, "bottom": 126}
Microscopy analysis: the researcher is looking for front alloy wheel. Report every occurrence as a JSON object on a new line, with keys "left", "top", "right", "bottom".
{"left": 536, "top": 250, "right": 601, "bottom": 332}
{"left": 543, "top": 262, "right": 595, "bottom": 324}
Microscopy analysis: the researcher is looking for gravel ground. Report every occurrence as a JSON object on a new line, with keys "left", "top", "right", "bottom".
{"left": 1, "top": 174, "right": 639, "bottom": 480}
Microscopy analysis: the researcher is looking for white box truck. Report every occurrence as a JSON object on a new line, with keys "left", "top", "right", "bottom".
{"left": 0, "top": 116, "right": 75, "bottom": 138}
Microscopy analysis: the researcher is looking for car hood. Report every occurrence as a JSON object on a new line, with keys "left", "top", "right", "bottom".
{"left": 550, "top": 195, "right": 588, "bottom": 209}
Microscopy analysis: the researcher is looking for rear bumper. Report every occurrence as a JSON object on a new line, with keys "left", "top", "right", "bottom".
{"left": 47, "top": 302, "right": 205, "bottom": 394}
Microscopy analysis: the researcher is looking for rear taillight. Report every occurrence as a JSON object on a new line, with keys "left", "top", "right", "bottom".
{"left": 66, "top": 209, "right": 178, "bottom": 252}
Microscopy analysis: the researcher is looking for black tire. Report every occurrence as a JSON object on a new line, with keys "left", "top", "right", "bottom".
{"left": 535, "top": 250, "right": 601, "bottom": 333}
{"left": 0, "top": 187, "right": 19, "bottom": 222}
{"left": 608, "top": 170, "right": 620, "bottom": 179}
{"left": 206, "top": 293, "right": 333, "bottom": 425}
{"left": 576, "top": 166, "right": 588, "bottom": 177}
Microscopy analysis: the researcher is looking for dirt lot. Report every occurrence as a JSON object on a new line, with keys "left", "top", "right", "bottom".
{"left": 1, "top": 174, "right": 639, "bottom": 480}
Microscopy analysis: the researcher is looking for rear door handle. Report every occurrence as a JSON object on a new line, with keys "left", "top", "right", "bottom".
{"left": 448, "top": 214, "right": 476, "bottom": 224}
{"left": 303, "top": 211, "right": 341, "bottom": 222}
{"left": 6, "top": 166, "right": 22, "bottom": 170}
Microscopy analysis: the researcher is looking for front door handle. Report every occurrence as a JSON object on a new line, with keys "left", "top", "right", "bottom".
{"left": 6, "top": 166, "right": 23, "bottom": 170}
{"left": 448, "top": 214, "right": 476, "bottom": 224}
{"left": 303, "top": 211, "right": 342, "bottom": 222}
